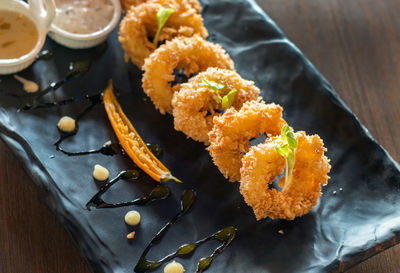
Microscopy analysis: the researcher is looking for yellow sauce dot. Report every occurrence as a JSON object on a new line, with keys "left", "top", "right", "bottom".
{"left": 164, "top": 261, "right": 185, "bottom": 273}
{"left": 92, "top": 164, "right": 110, "bottom": 181}
{"left": 124, "top": 210, "right": 141, "bottom": 226}
{"left": 57, "top": 116, "right": 76, "bottom": 133}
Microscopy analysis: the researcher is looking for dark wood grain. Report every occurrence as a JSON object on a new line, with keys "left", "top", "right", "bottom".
{"left": 0, "top": 141, "right": 92, "bottom": 273}
{"left": 0, "top": 0, "right": 399, "bottom": 272}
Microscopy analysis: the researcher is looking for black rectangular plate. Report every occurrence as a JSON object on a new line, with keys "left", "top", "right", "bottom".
{"left": 0, "top": 0, "right": 400, "bottom": 272}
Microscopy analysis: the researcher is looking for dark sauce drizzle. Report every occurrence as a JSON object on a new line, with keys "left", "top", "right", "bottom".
{"left": 134, "top": 190, "right": 237, "bottom": 273}
{"left": 22, "top": 60, "right": 92, "bottom": 110}
{"left": 16, "top": 44, "right": 164, "bottom": 158}
{"left": 49, "top": 91, "right": 163, "bottom": 157}
{"left": 36, "top": 49, "right": 55, "bottom": 62}
{"left": 52, "top": 92, "right": 121, "bottom": 156}
{"left": 10, "top": 40, "right": 236, "bottom": 272}
{"left": 86, "top": 170, "right": 171, "bottom": 210}
{"left": 56, "top": 138, "right": 120, "bottom": 157}
{"left": 22, "top": 42, "right": 107, "bottom": 110}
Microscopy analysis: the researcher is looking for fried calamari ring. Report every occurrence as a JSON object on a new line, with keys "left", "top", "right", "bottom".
{"left": 183, "top": 0, "right": 202, "bottom": 12}
{"left": 239, "top": 131, "right": 331, "bottom": 220}
{"left": 172, "top": 68, "right": 260, "bottom": 144}
{"left": 142, "top": 35, "right": 235, "bottom": 114}
{"left": 207, "top": 101, "right": 286, "bottom": 182}
{"left": 119, "top": 0, "right": 208, "bottom": 68}
{"left": 120, "top": 0, "right": 146, "bottom": 12}
{"left": 121, "top": 0, "right": 202, "bottom": 13}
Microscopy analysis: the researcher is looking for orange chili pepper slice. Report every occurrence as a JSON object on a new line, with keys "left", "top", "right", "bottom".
{"left": 103, "top": 80, "right": 181, "bottom": 183}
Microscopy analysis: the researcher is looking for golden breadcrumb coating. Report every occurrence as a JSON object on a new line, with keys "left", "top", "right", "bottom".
{"left": 121, "top": 0, "right": 202, "bottom": 13}
{"left": 172, "top": 68, "right": 260, "bottom": 144}
{"left": 118, "top": 0, "right": 332, "bottom": 222}
{"left": 240, "top": 131, "right": 331, "bottom": 220}
{"left": 207, "top": 101, "right": 286, "bottom": 182}
{"left": 121, "top": 0, "right": 146, "bottom": 12}
{"left": 185, "top": 0, "right": 202, "bottom": 12}
{"left": 142, "top": 35, "right": 234, "bottom": 114}
{"left": 119, "top": 0, "right": 208, "bottom": 68}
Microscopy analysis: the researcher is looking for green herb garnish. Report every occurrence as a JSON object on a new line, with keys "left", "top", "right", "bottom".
{"left": 202, "top": 78, "right": 224, "bottom": 103}
{"left": 275, "top": 125, "right": 297, "bottom": 193}
{"left": 221, "top": 89, "right": 237, "bottom": 109}
{"left": 153, "top": 8, "right": 175, "bottom": 47}
{"left": 202, "top": 79, "right": 236, "bottom": 110}
{"left": 202, "top": 79, "right": 225, "bottom": 90}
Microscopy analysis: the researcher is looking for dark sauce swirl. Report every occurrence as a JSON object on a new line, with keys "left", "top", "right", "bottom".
{"left": 12, "top": 43, "right": 236, "bottom": 273}
{"left": 50, "top": 91, "right": 162, "bottom": 157}
{"left": 134, "top": 190, "right": 237, "bottom": 273}
{"left": 56, "top": 139, "right": 120, "bottom": 157}
{"left": 22, "top": 60, "right": 92, "bottom": 110}
{"left": 53, "top": 92, "right": 120, "bottom": 156}
{"left": 21, "top": 42, "right": 107, "bottom": 110}
{"left": 86, "top": 170, "right": 171, "bottom": 210}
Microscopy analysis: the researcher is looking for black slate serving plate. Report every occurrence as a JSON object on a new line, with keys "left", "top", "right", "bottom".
{"left": 1, "top": 0, "right": 400, "bottom": 272}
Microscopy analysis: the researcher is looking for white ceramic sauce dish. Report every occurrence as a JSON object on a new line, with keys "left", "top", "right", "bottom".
{"left": 48, "top": 0, "right": 121, "bottom": 49}
{"left": 0, "top": 0, "right": 55, "bottom": 75}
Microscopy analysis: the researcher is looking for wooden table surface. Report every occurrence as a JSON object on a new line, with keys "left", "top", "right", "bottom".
{"left": 1, "top": 0, "right": 399, "bottom": 272}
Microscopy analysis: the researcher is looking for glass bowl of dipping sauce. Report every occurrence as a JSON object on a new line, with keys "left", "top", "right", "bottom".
{"left": 48, "top": 0, "right": 121, "bottom": 49}
{"left": 0, "top": 0, "right": 55, "bottom": 75}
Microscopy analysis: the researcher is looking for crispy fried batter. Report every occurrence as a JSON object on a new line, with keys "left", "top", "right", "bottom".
{"left": 240, "top": 132, "right": 331, "bottom": 220}
{"left": 119, "top": 0, "right": 208, "bottom": 68}
{"left": 172, "top": 68, "right": 260, "bottom": 144}
{"left": 142, "top": 35, "right": 234, "bottom": 114}
{"left": 118, "top": 0, "right": 332, "bottom": 220}
{"left": 121, "top": 0, "right": 146, "bottom": 12}
{"left": 184, "top": 0, "right": 202, "bottom": 13}
{"left": 121, "top": 0, "right": 202, "bottom": 13}
{"left": 207, "top": 101, "right": 286, "bottom": 182}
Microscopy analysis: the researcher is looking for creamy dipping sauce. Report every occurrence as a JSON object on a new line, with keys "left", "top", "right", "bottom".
{"left": 0, "top": 10, "right": 39, "bottom": 59}
{"left": 53, "top": 0, "right": 114, "bottom": 34}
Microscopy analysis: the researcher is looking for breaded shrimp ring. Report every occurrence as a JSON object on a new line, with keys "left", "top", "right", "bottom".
{"left": 119, "top": 0, "right": 208, "bottom": 68}
{"left": 142, "top": 36, "right": 235, "bottom": 114}
{"left": 171, "top": 68, "right": 260, "bottom": 144}
{"left": 239, "top": 131, "right": 331, "bottom": 220}
{"left": 207, "top": 101, "right": 286, "bottom": 182}
{"left": 121, "top": 0, "right": 202, "bottom": 13}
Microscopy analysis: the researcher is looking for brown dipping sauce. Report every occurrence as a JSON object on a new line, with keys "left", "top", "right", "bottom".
{"left": 0, "top": 10, "right": 39, "bottom": 59}
{"left": 53, "top": 0, "right": 114, "bottom": 34}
